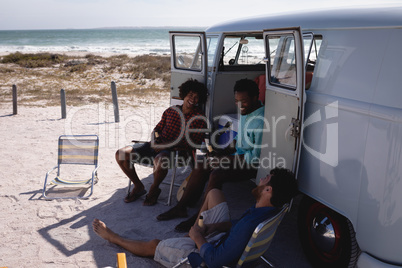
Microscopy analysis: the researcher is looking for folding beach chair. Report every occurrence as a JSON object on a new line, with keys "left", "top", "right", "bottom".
{"left": 129, "top": 140, "right": 194, "bottom": 206}
{"left": 173, "top": 203, "right": 289, "bottom": 268}
{"left": 42, "top": 135, "right": 99, "bottom": 199}
{"left": 236, "top": 204, "right": 289, "bottom": 267}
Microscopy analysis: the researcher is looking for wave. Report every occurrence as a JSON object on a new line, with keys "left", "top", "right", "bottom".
{"left": 0, "top": 45, "right": 171, "bottom": 55}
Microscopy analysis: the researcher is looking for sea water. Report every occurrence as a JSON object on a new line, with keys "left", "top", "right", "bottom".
{"left": 0, "top": 27, "right": 205, "bottom": 55}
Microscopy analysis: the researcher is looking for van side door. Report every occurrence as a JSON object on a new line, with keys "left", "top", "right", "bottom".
{"left": 256, "top": 27, "right": 305, "bottom": 180}
{"left": 169, "top": 31, "right": 207, "bottom": 106}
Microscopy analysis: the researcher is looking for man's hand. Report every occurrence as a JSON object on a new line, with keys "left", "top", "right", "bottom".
{"left": 189, "top": 224, "right": 208, "bottom": 250}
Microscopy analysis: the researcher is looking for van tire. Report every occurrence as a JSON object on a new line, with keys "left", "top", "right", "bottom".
{"left": 298, "top": 196, "right": 361, "bottom": 268}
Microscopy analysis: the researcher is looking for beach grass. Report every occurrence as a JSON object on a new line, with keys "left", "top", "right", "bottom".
{"left": 0, "top": 52, "right": 171, "bottom": 107}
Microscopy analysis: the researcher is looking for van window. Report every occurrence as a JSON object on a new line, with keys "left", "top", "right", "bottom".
{"left": 268, "top": 34, "right": 297, "bottom": 89}
{"left": 172, "top": 35, "right": 203, "bottom": 71}
{"left": 304, "top": 35, "right": 322, "bottom": 90}
{"left": 219, "top": 34, "right": 265, "bottom": 71}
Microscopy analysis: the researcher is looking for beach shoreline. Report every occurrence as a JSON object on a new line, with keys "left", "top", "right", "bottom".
{"left": 0, "top": 51, "right": 171, "bottom": 108}
{"left": 0, "top": 51, "right": 166, "bottom": 58}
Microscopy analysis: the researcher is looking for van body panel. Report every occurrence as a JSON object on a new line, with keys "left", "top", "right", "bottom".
{"left": 373, "top": 29, "right": 402, "bottom": 109}
{"left": 205, "top": 7, "right": 402, "bottom": 34}
{"left": 297, "top": 26, "right": 402, "bottom": 264}
{"left": 298, "top": 92, "right": 371, "bottom": 226}
{"left": 310, "top": 29, "right": 388, "bottom": 103}
{"left": 357, "top": 112, "right": 402, "bottom": 263}
{"left": 358, "top": 253, "right": 402, "bottom": 268}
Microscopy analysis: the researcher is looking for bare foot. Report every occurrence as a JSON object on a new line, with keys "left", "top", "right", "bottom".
{"left": 93, "top": 219, "right": 118, "bottom": 243}
{"left": 124, "top": 188, "right": 147, "bottom": 203}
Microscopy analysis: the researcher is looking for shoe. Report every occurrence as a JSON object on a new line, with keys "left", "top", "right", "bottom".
{"left": 175, "top": 214, "right": 198, "bottom": 233}
{"left": 124, "top": 189, "right": 147, "bottom": 203}
{"left": 143, "top": 188, "right": 161, "bottom": 206}
{"left": 157, "top": 207, "right": 187, "bottom": 221}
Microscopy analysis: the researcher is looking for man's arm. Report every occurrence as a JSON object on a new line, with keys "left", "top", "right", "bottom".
{"left": 189, "top": 221, "right": 232, "bottom": 250}
{"left": 198, "top": 219, "right": 256, "bottom": 268}
{"left": 243, "top": 123, "right": 264, "bottom": 164}
{"left": 153, "top": 109, "right": 167, "bottom": 135}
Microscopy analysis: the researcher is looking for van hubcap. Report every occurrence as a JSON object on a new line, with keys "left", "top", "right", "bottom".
{"left": 307, "top": 203, "right": 342, "bottom": 262}
{"left": 311, "top": 214, "right": 336, "bottom": 252}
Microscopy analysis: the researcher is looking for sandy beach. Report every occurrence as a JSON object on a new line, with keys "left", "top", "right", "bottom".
{"left": 0, "top": 101, "right": 262, "bottom": 268}
{"left": 0, "top": 52, "right": 311, "bottom": 268}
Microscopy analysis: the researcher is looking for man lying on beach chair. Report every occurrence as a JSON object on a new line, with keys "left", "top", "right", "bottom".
{"left": 115, "top": 79, "right": 207, "bottom": 206}
{"left": 174, "top": 203, "right": 289, "bottom": 268}
{"left": 92, "top": 167, "right": 298, "bottom": 267}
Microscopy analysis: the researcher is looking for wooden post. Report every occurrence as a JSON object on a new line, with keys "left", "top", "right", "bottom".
{"left": 60, "top": 89, "right": 66, "bottom": 119}
{"left": 12, "top": 85, "right": 17, "bottom": 115}
{"left": 111, "top": 81, "right": 120, "bottom": 123}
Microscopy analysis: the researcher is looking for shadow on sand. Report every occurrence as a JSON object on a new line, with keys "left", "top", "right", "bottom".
{"left": 34, "top": 171, "right": 311, "bottom": 268}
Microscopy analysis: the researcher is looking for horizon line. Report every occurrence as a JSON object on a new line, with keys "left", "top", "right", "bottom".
{"left": 0, "top": 26, "right": 209, "bottom": 31}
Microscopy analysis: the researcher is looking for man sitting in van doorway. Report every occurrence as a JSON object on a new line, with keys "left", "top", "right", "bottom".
{"left": 157, "top": 78, "right": 265, "bottom": 231}
{"left": 115, "top": 79, "right": 207, "bottom": 206}
{"left": 93, "top": 168, "right": 298, "bottom": 268}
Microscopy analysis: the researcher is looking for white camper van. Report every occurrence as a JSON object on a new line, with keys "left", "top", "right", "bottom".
{"left": 168, "top": 7, "right": 402, "bottom": 268}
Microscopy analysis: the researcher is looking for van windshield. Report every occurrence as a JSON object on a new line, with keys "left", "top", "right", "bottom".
{"left": 219, "top": 34, "right": 265, "bottom": 70}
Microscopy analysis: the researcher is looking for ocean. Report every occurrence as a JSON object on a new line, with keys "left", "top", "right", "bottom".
{"left": 0, "top": 27, "right": 205, "bottom": 55}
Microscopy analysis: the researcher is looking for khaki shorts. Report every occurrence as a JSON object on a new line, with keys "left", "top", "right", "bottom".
{"left": 154, "top": 202, "right": 230, "bottom": 267}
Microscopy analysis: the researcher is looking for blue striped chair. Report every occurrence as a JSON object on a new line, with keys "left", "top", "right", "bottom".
{"left": 173, "top": 203, "right": 289, "bottom": 268}
{"left": 42, "top": 135, "right": 99, "bottom": 199}
{"left": 236, "top": 203, "right": 289, "bottom": 267}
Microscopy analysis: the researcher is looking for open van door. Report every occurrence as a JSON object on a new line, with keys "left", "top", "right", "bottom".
{"left": 256, "top": 27, "right": 305, "bottom": 181}
{"left": 169, "top": 32, "right": 207, "bottom": 106}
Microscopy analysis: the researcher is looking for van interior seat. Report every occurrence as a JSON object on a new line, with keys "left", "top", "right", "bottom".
{"left": 305, "top": 71, "right": 313, "bottom": 90}
{"left": 254, "top": 74, "right": 267, "bottom": 104}
{"left": 254, "top": 72, "right": 314, "bottom": 100}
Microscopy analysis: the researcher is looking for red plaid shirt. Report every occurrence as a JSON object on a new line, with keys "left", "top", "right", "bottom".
{"left": 154, "top": 105, "right": 207, "bottom": 151}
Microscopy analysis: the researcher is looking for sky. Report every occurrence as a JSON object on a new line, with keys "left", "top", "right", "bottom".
{"left": 0, "top": 0, "right": 401, "bottom": 30}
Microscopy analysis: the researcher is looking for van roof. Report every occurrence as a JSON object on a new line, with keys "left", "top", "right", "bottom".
{"left": 205, "top": 6, "right": 402, "bottom": 33}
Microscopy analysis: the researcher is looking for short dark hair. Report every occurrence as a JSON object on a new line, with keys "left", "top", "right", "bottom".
{"left": 269, "top": 167, "right": 298, "bottom": 207}
{"left": 179, "top": 79, "right": 208, "bottom": 104}
{"left": 233, "top": 78, "right": 259, "bottom": 98}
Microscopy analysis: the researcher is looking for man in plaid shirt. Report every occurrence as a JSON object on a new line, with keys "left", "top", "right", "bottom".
{"left": 116, "top": 79, "right": 207, "bottom": 206}
{"left": 153, "top": 104, "right": 206, "bottom": 152}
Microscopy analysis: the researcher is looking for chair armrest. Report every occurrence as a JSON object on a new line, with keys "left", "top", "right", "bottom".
{"left": 92, "top": 166, "right": 100, "bottom": 178}
{"left": 45, "top": 166, "right": 58, "bottom": 177}
{"left": 131, "top": 140, "right": 149, "bottom": 143}
{"left": 43, "top": 165, "right": 59, "bottom": 198}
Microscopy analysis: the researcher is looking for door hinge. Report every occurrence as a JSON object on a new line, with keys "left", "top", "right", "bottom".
{"left": 290, "top": 118, "right": 301, "bottom": 138}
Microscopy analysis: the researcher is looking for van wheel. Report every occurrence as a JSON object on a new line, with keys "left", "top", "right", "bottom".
{"left": 298, "top": 196, "right": 360, "bottom": 268}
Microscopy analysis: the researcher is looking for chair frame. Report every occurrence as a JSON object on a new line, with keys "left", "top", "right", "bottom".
{"left": 129, "top": 143, "right": 194, "bottom": 206}
{"left": 42, "top": 135, "right": 99, "bottom": 200}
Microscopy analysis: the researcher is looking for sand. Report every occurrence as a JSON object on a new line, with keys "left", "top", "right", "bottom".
{"left": 0, "top": 98, "right": 261, "bottom": 268}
